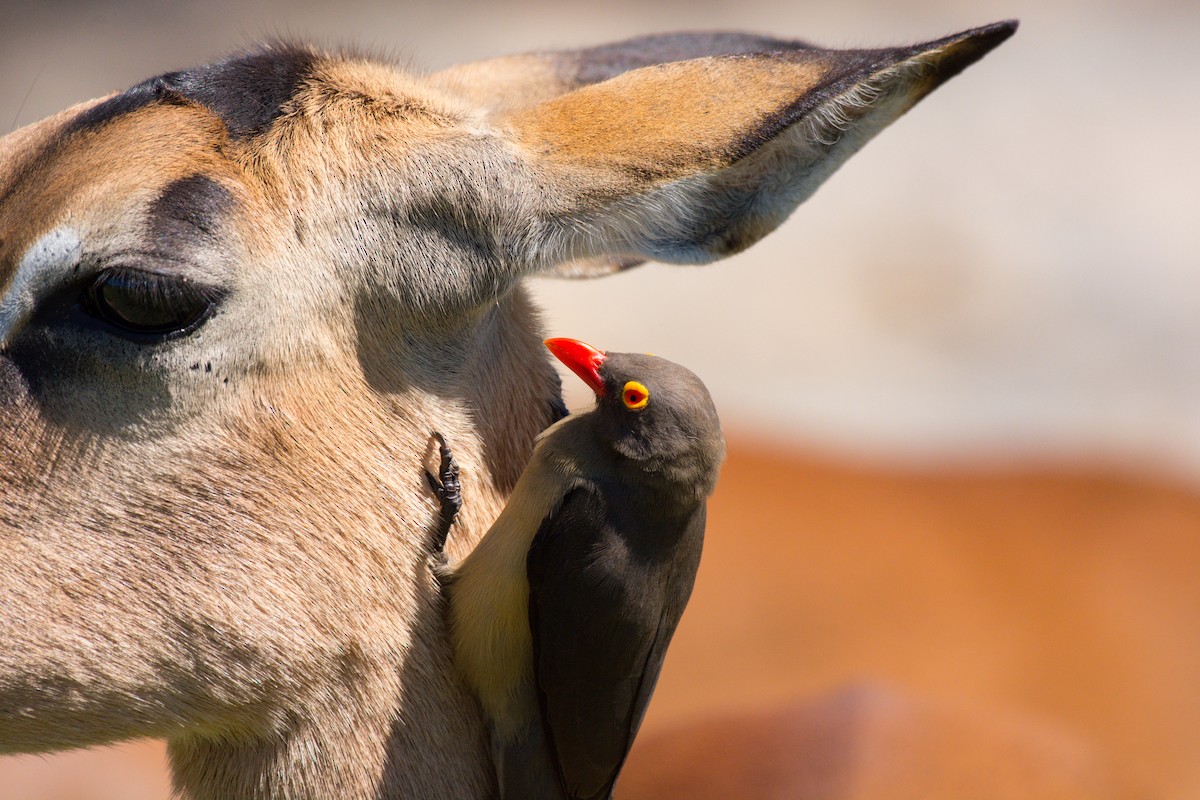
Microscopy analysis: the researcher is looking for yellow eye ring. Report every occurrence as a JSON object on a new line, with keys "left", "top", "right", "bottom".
{"left": 622, "top": 380, "right": 649, "bottom": 410}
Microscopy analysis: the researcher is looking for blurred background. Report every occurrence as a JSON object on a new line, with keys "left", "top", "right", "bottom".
{"left": 1, "top": 0, "right": 1196, "bottom": 797}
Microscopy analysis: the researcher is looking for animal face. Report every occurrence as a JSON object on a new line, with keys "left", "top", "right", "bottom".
{"left": 0, "top": 24, "right": 1014, "bottom": 797}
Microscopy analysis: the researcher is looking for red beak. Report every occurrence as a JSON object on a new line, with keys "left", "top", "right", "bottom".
{"left": 544, "top": 338, "right": 608, "bottom": 396}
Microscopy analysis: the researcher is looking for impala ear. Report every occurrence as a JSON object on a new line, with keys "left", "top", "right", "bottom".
{"left": 497, "top": 22, "right": 1016, "bottom": 275}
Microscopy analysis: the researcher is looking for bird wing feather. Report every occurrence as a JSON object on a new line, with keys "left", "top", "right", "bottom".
{"left": 527, "top": 485, "right": 703, "bottom": 800}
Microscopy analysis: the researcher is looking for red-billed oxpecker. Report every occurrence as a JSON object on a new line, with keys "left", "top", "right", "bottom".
{"left": 437, "top": 338, "right": 725, "bottom": 800}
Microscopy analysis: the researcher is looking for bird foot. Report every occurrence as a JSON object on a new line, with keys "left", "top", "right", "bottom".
{"left": 425, "top": 431, "right": 462, "bottom": 554}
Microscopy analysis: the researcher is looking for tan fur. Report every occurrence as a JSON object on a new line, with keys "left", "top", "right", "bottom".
{"left": 431, "top": 55, "right": 572, "bottom": 111}
{"left": 507, "top": 57, "right": 831, "bottom": 178}
{"left": 0, "top": 24, "right": 1013, "bottom": 799}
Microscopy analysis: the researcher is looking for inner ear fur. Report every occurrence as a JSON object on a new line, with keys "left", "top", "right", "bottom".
{"left": 493, "top": 22, "right": 1016, "bottom": 273}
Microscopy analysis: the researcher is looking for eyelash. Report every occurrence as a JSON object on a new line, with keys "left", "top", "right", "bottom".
{"left": 82, "top": 267, "right": 223, "bottom": 340}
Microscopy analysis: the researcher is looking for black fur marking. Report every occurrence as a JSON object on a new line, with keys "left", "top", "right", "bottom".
{"left": 148, "top": 174, "right": 233, "bottom": 252}
{"left": 63, "top": 79, "right": 188, "bottom": 138}
{"left": 65, "top": 44, "right": 317, "bottom": 141}
{"left": 154, "top": 45, "right": 317, "bottom": 140}
{"left": 565, "top": 31, "right": 815, "bottom": 87}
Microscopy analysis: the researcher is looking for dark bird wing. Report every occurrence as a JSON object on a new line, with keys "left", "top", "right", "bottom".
{"left": 527, "top": 485, "right": 704, "bottom": 800}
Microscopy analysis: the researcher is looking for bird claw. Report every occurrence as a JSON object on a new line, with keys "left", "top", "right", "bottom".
{"left": 425, "top": 431, "right": 462, "bottom": 553}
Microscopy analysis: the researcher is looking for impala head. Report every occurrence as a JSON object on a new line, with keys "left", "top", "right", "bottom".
{"left": 0, "top": 23, "right": 1014, "bottom": 799}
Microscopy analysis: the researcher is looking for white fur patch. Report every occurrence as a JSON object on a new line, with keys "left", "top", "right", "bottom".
{"left": 0, "top": 227, "right": 83, "bottom": 346}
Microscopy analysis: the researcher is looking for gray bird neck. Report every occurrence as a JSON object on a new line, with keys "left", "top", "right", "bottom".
{"left": 579, "top": 411, "right": 720, "bottom": 503}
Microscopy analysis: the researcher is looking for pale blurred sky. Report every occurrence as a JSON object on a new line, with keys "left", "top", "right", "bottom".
{"left": 3, "top": 0, "right": 1197, "bottom": 475}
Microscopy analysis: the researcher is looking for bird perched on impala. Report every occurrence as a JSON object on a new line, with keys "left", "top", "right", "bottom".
{"left": 435, "top": 337, "right": 725, "bottom": 800}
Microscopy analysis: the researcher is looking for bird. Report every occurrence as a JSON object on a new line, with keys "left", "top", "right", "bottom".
{"left": 437, "top": 337, "right": 725, "bottom": 800}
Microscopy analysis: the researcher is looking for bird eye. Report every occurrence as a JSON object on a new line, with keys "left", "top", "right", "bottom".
{"left": 85, "top": 269, "right": 219, "bottom": 339}
{"left": 622, "top": 381, "right": 649, "bottom": 410}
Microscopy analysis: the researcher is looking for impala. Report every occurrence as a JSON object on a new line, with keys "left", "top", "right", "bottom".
{"left": 0, "top": 23, "right": 1014, "bottom": 799}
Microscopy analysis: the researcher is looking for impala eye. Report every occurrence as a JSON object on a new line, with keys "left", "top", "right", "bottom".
{"left": 85, "top": 269, "right": 219, "bottom": 339}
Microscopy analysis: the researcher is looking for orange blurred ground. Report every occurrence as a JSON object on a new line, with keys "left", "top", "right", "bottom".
{"left": 3, "top": 438, "right": 1196, "bottom": 798}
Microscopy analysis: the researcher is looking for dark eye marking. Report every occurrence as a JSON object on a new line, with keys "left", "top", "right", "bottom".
{"left": 84, "top": 269, "right": 222, "bottom": 341}
{"left": 150, "top": 174, "right": 233, "bottom": 250}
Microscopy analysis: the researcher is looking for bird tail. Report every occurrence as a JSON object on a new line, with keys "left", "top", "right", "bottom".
{"left": 494, "top": 722, "right": 569, "bottom": 800}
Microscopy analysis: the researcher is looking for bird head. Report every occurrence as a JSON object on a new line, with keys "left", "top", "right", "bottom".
{"left": 544, "top": 338, "right": 726, "bottom": 494}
